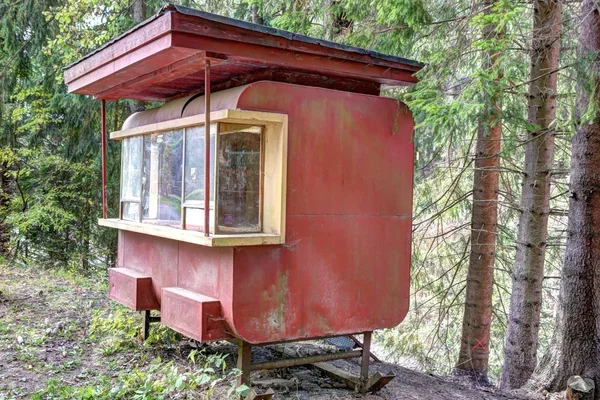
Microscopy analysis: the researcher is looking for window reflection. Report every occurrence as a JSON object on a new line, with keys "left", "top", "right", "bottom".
{"left": 141, "top": 130, "right": 183, "bottom": 226}
{"left": 121, "top": 136, "right": 142, "bottom": 201}
{"left": 217, "top": 129, "right": 262, "bottom": 232}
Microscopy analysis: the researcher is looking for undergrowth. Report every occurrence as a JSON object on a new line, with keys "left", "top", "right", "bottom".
{"left": 32, "top": 352, "right": 249, "bottom": 399}
{"left": 0, "top": 263, "right": 248, "bottom": 400}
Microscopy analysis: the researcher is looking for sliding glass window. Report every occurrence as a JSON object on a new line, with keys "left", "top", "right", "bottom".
{"left": 119, "top": 123, "right": 263, "bottom": 234}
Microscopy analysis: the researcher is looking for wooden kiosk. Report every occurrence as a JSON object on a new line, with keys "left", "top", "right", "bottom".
{"left": 64, "top": 4, "right": 422, "bottom": 395}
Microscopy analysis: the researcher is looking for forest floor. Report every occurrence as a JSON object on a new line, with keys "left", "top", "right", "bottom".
{"left": 0, "top": 264, "right": 549, "bottom": 400}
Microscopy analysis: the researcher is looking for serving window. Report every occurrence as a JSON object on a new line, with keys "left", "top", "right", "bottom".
{"left": 110, "top": 109, "right": 287, "bottom": 246}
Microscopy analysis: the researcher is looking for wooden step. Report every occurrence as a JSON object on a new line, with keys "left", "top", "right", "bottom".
{"left": 108, "top": 267, "right": 159, "bottom": 311}
{"left": 161, "top": 287, "right": 229, "bottom": 342}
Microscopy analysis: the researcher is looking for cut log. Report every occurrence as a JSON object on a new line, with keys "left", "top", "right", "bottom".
{"left": 566, "top": 376, "right": 594, "bottom": 400}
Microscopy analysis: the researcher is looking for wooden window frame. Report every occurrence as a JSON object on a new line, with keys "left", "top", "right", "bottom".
{"left": 103, "top": 109, "right": 288, "bottom": 247}
{"left": 181, "top": 123, "right": 218, "bottom": 232}
{"left": 215, "top": 124, "right": 264, "bottom": 235}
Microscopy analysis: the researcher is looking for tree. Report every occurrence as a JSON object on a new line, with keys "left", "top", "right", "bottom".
{"left": 528, "top": 0, "right": 600, "bottom": 394}
{"left": 501, "top": 0, "right": 562, "bottom": 389}
{"left": 455, "top": 0, "right": 504, "bottom": 380}
{"left": 0, "top": 0, "right": 153, "bottom": 270}
{"left": 0, "top": 0, "right": 61, "bottom": 258}
{"left": 130, "top": 0, "right": 147, "bottom": 114}
{"left": 371, "top": 0, "right": 529, "bottom": 378}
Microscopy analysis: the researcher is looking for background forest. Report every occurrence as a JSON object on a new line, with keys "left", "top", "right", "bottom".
{"left": 1, "top": 0, "right": 600, "bottom": 397}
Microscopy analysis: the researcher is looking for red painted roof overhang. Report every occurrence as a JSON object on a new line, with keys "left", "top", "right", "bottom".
{"left": 64, "top": 5, "right": 424, "bottom": 101}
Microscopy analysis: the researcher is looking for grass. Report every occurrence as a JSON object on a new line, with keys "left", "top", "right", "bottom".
{"left": 0, "top": 263, "right": 248, "bottom": 400}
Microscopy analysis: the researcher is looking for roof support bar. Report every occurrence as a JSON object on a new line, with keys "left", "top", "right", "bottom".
{"left": 101, "top": 99, "right": 108, "bottom": 219}
{"left": 203, "top": 59, "right": 211, "bottom": 236}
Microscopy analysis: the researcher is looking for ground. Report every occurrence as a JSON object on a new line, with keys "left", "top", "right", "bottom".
{"left": 0, "top": 264, "right": 547, "bottom": 400}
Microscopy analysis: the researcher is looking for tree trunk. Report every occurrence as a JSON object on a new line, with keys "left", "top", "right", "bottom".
{"left": 130, "top": 0, "right": 146, "bottom": 114}
{"left": 0, "top": 84, "right": 14, "bottom": 259}
{"left": 0, "top": 159, "right": 13, "bottom": 257}
{"left": 529, "top": 0, "right": 600, "bottom": 396}
{"left": 500, "top": 0, "right": 562, "bottom": 389}
{"left": 251, "top": 4, "right": 263, "bottom": 25}
{"left": 132, "top": 0, "right": 145, "bottom": 25}
{"left": 455, "top": 0, "right": 503, "bottom": 380}
{"left": 324, "top": 0, "right": 333, "bottom": 40}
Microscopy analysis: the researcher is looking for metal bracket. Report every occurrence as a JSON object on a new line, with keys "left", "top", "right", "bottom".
{"left": 361, "top": 371, "right": 396, "bottom": 393}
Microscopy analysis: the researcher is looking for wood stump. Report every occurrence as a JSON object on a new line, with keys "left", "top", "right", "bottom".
{"left": 566, "top": 376, "right": 594, "bottom": 400}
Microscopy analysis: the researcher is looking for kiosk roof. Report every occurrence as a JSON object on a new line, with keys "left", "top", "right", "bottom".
{"left": 64, "top": 4, "right": 423, "bottom": 101}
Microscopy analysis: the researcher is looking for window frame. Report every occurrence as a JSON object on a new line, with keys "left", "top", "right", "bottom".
{"left": 181, "top": 123, "right": 218, "bottom": 232}
{"left": 106, "top": 109, "right": 287, "bottom": 247}
{"left": 214, "top": 124, "right": 264, "bottom": 235}
{"left": 119, "top": 135, "right": 143, "bottom": 222}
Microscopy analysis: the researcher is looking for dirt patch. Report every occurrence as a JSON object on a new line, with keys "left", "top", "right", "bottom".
{"left": 191, "top": 342, "right": 543, "bottom": 400}
{"left": 0, "top": 267, "right": 108, "bottom": 397}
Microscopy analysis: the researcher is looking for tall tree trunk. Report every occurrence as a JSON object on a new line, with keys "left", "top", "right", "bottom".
{"left": 455, "top": 0, "right": 503, "bottom": 380}
{"left": 529, "top": 0, "right": 600, "bottom": 396}
{"left": 324, "top": 0, "right": 333, "bottom": 40}
{"left": 0, "top": 159, "right": 12, "bottom": 257}
{"left": 130, "top": 0, "right": 146, "bottom": 114}
{"left": 0, "top": 85, "right": 7, "bottom": 257}
{"left": 132, "top": 0, "right": 146, "bottom": 26}
{"left": 0, "top": 84, "right": 14, "bottom": 259}
{"left": 251, "top": 4, "right": 263, "bottom": 25}
{"left": 500, "top": 0, "right": 562, "bottom": 389}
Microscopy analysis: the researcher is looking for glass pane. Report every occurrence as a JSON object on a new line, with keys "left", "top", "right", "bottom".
{"left": 121, "top": 136, "right": 142, "bottom": 200}
{"left": 217, "top": 127, "right": 262, "bottom": 232}
{"left": 184, "top": 124, "right": 216, "bottom": 206}
{"left": 122, "top": 202, "right": 139, "bottom": 221}
{"left": 141, "top": 130, "right": 183, "bottom": 225}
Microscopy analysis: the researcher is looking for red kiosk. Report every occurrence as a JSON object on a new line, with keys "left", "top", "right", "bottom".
{"left": 64, "top": 4, "right": 422, "bottom": 394}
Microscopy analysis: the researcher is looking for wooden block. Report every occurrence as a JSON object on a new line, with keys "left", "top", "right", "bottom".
{"left": 161, "top": 287, "right": 229, "bottom": 342}
{"left": 109, "top": 267, "right": 159, "bottom": 311}
{"left": 312, "top": 362, "right": 358, "bottom": 390}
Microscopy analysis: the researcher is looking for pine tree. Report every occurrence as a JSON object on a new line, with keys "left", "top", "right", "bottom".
{"left": 455, "top": 0, "right": 504, "bottom": 380}
{"left": 529, "top": 0, "right": 600, "bottom": 393}
{"left": 501, "top": 0, "right": 562, "bottom": 389}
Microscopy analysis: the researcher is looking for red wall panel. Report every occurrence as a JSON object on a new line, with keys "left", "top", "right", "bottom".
{"left": 117, "top": 82, "right": 414, "bottom": 344}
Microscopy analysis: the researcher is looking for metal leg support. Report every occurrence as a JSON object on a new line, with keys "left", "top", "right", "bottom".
{"left": 234, "top": 333, "right": 391, "bottom": 397}
{"left": 143, "top": 310, "right": 151, "bottom": 341}
{"left": 141, "top": 310, "right": 160, "bottom": 341}
{"left": 357, "top": 331, "right": 395, "bottom": 393}
{"left": 360, "top": 331, "right": 372, "bottom": 383}
{"left": 236, "top": 341, "right": 275, "bottom": 400}
{"left": 237, "top": 341, "right": 252, "bottom": 388}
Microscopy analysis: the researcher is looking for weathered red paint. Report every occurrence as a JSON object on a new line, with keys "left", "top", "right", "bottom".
{"left": 117, "top": 231, "right": 179, "bottom": 303}
{"left": 94, "top": 52, "right": 224, "bottom": 100}
{"left": 161, "top": 287, "right": 228, "bottom": 342}
{"left": 108, "top": 268, "right": 159, "bottom": 311}
{"left": 114, "top": 81, "right": 414, "bottom": 344}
